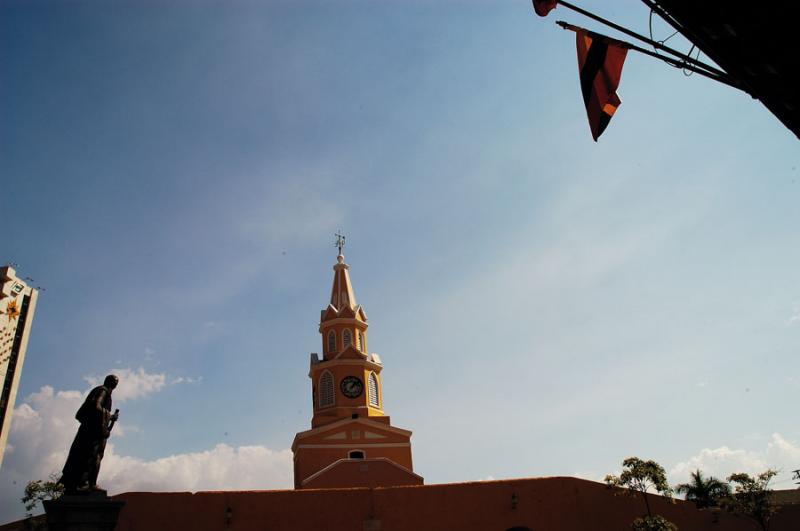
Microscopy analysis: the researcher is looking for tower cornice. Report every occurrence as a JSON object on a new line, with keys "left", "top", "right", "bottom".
{"left": 293, "top": 417, "right": 413, "bottom": 448}
{"left": 317, "top": 316, "right": 368, "bottom": 332}
{"left": 308, "top": 357, "right": 383, "bottom": 377}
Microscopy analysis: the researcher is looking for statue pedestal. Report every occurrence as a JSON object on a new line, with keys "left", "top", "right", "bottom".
{"left": 43, "top": 491, "right": 125, "bottom": 531}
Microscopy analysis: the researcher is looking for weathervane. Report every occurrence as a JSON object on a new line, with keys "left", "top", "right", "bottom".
{"left": 334, "top": 231, "right": 346, "bottom": 255}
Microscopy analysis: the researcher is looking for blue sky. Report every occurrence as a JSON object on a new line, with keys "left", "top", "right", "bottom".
{"left": 2, "top": 0, "right": 799, "bottom": 522}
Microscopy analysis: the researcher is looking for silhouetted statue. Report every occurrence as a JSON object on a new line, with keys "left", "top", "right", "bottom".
{"left": 59, "top": 374, "right": 119, "bottom": 493}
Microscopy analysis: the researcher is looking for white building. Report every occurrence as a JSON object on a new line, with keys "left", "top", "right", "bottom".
{"left": 0, "top": 266, "right": 38, "bottom": 469}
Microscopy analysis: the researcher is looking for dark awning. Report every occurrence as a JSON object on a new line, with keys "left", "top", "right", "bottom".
{"left": 646, "top": 1, "right": 800, "bottom": 139}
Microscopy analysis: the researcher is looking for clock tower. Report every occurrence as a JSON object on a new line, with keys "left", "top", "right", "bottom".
{"left": 291, "top": 251, "right": 422, "bottom": 489}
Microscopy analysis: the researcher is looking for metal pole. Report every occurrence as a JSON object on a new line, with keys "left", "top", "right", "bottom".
{"left": 556, "top": 21, "right": 742, "bottom": 91}
{"left": 556, "top": 0, "right": 733, "bottom": 82}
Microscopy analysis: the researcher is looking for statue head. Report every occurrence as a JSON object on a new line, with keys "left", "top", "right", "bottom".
{"left": 104, "top": 374, "right": 119, "bottom": 390}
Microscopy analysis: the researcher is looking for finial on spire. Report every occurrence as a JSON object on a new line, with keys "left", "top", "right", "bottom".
{"left": 334, "top": 231, "right": 346, "bottom": 257}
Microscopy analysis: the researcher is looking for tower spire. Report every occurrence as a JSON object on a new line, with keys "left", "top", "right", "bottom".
{"left": 329, "top": 232, "right": 356, "bottom": 310}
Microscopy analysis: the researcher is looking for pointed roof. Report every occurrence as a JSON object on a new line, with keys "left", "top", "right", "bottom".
{"left": 329, "top": 254, "right": 357, "bottom": 311}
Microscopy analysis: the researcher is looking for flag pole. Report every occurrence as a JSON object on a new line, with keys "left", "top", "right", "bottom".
{"left": 555, "top": 0, "right": 736, "bottom": 85}
{"left": 556, "top": 21, "right": 743, "bottom": 91}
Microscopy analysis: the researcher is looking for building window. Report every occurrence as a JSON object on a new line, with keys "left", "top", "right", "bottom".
{"left": 342, "top": 329, "right": 351, "bottom": 349}
{"left": 357, "top": 331, "right": 364, "bottom": 351}
{"left": 327, "top": 331, "right": 336, "bottom": 353}
{"left": 368, "top": 372, "right": 379, "bottom": 408}
{"left": 348, "top": 450, "right": 365, "bottom": 459}
{"left": 319, "top": 371, "right": 334, "bottom": 408}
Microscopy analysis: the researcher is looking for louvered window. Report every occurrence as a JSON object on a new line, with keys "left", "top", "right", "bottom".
{"left": 368, "top": 372, "right": 379, "bottom": 408}
{"left": 342, "top": 329, "right": 351, "bottom": 348}
{"left": 357, "top": 331, "right": 363, "bottom": 351}
{"left": 319, "top": 371, "right": 334, "bottom": 408}
{"left": 327, "top": 331, "right": 336, "bottom": 353}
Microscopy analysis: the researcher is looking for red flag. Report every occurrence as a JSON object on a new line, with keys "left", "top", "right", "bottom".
{"left": 576, "top": 29, "right": 628, "bottom": 141}
{"left": 532, "top": 0, "right": 557, "bottom": 17}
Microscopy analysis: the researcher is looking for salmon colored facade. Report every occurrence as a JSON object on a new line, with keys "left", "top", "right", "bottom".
{"left": 4, "top": 478, "right": 799, "bottom": 531}
{"left": 102, "top": 477, "right": 799, "bottom": 531}
{"left": 292, "top": 253, "right": 420, "bottom": 489}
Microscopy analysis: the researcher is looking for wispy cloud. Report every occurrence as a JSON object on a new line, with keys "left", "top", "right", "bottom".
{"left": 571, "top": 470, "right": 606, "bottom": 483}
{"left": 788, "top": 302, "right": 800, "bottom": 325}
{"left": 157, "top": 164, "right": 347, "bottom": 310}
{"left": 171, "top": 376, "right": 203, "bottom": 385}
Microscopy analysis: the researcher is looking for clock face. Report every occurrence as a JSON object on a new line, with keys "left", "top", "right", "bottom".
{"left": 340, "top": 376, "right": 364, "bottom": 399}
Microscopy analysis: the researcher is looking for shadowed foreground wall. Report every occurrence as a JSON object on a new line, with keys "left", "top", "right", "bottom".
{"left": 109, "top": 477, "right": 776, "bottom": 531}
{"left": 4, "top": 476, "right": 797, "bottom": 530}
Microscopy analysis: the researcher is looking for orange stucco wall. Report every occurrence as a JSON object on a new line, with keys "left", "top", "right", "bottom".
{"left": 320, "top": 322, "right": 367, "bottom": 359}
{"left": 295, "top": 446, "right": 413, "bottom": 487}
{"left": 302, "top": 458, "right": 423, "bottom": 489}
{"left": 97, "top": 477, "right": 797, "bottom": 531}
{"left": 293, "top": 418, "right": 414, "bottom": 488}
{"left": 295, "top": 254, "right": 416, "bottom": 490}
{"left": 309, "top": 360, "right": 385, "bottom": 428}
{"left": 4, "top": 477, "right": 799, "bottom": 531}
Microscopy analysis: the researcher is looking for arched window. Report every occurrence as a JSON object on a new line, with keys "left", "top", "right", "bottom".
{"left": 342, "top": 329, "right": 351, "bottom": 349}
{"left": 368, "top": 372, "right": 380, "bottom": 408}
{"left": 327, "top": 331, "right": 336, "bottom": 353}
{"left": 319, "top": 371, "right": 334, "bottom": 408}
{"left": 357, "top": 331, "right": 364, "bottom": 351}
{"left": 348, "top": 450, "right": 365, "bottom": 459}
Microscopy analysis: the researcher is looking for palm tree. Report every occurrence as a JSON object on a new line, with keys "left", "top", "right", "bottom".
{"left": 675, "top": 469, "right": 731, "bottom": 509}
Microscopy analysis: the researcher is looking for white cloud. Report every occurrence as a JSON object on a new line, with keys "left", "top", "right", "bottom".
{"left": 84, "top": 367, "right": 166, "bottom": 402}
{"left": 671, "top": 446, "right": 767, "bottom": 483}
{"left": 0, "top": 380, "right": 292, "bottom": 523}
{"left": 101, "top": 443, "right": 292, "bottom": 493}
{"left": 670, "top": 433, "right": 800, "bottom": 487}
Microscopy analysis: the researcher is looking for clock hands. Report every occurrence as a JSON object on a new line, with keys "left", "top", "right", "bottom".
{"left": 340, "top": 376, "right": 364, "bottom": 398}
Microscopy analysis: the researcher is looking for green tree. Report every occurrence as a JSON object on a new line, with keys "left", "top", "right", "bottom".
{"left": 21, "top": 474, "right": 63, "bottom": 530}
{"left": 605, "top": 457, "right": 677, "bottom": 531}
{"left": 631, "top": 515, "right": 678, "bottom": 531}
{"left": 723, "top": 469, "right": 778, "bottom": 531}
{"left": 675, "top": 469, "right": 731, "bottom": 509}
